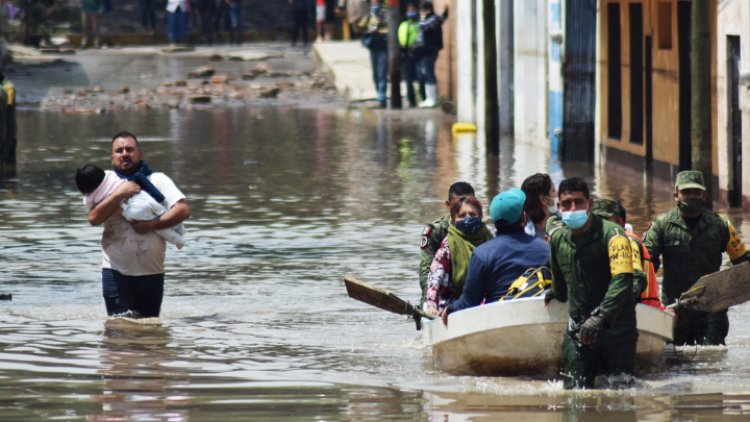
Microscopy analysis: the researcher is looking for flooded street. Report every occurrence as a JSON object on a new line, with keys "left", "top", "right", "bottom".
{"left": 1, "top": 46, "right": 750, "bottom": 420}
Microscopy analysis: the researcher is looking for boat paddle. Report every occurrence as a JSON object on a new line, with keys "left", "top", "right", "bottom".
{"left": 668, "top": 261, "right": 750, "bottom": 313}
{"left": 343, "top": 276, "right": 435, "bottom": 330}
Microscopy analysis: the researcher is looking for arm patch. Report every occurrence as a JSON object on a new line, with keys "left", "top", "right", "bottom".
{"left": 726, "top": 221, "right": 748, "bottom": 261}
{"left": 609, "top": 235, "right": 634, "bottom": 276}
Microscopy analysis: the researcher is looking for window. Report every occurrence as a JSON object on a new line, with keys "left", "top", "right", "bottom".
{"left": 657, "top": 1, "right": 672, "bottom": 50}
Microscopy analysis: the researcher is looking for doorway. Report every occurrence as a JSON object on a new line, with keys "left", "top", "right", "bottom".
{"left": 727, "top": 35, "right": 743, "bottom": 207}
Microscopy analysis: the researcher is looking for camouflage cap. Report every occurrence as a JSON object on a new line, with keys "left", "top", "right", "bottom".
{"left": 592, "top": 198, "right": 621, "bottom": 218}
{"left": 675, "top": 170, "right": 706, "bottom": 191}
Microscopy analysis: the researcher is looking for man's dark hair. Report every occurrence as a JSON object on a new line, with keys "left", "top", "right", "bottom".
{"left": 521, "top": 173, "right": 553, "bottom": 225}
{"left": 420, "top": 1, "right": 433, "bottom": 11}
{"left": 111, "top": 131, "right": 139, "bottom": 145}
{"left": 448, "top": 181, "right": 474, "bottom": 200}
{"left": 494, "top": 215, "right": 525, "bottom": 235}
{"left": 558, "top": 177, "right": 590, "bottom": 199}
{"left": 75, "top": 163, "right": 105, "bottom": 194}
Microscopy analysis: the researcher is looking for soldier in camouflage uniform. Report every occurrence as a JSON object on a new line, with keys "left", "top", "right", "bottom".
{"left": 592, "top": 198, "right": 648, "bottom": 303}
{"left": 419, "top": 181, "right": 475, "bottom": 304}
{"left": 644, "top": 171, "right": 749, "bottom": 345}
{"left": 545, "top": 178, "right": 636, "bottom": 389}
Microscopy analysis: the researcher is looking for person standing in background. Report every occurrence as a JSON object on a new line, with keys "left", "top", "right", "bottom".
{"left": 166, "top": 0, "right": 190, "bottom": 46}
{"left": 290, "top": 0, "right": 309, "bottom": 46}
{"left": 138, "top": 0, "right": 157, "bottom": 34}
{"left": 415, "top": 1, "right": 446, "bottom": 108}
{"left": 357, "top": 0, "right": 388, "bottom": 108}
{"left": 398, "top": 2, "right": 423, "bottom": 107}
{"left": 81, "top": 0, "right": 104, "bottom": 48}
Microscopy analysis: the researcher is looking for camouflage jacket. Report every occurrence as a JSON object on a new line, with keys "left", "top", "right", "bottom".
{"left": 549, "top": 215, "right": 637, "bottom": 342}
{"left": 644, "top": 207, "right": 749, "bottom": 304}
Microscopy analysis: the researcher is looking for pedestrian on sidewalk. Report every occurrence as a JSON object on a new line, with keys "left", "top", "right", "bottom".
{"left": 166, "top": 0, "right": 190, "bottom": 46}
{"left": 357, "top": 0, "right": 388, "bottom": 108}
{"left": 398, "top": 2, "right": 424, "bottom": 107}
{"left": 225, "top": 0, "right": 243, "bottom": 44}
{"left": 415, "top": 1, "right": 446, "bottom": 108}
{"left": 197, "top": 0, "right": 217, "bottom": 44}
{"left": 290, "top": 0, "right": 310, "bottom": 46}
{"left": 139, "top": 0, "right": 157, "bottom": 33}
{"left": 81, "top": 0, "right": 104, "bottom": 48}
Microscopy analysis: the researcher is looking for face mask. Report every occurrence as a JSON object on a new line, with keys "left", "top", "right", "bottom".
{"left": 562, "top": 209, "right": 589, "bottom": 229}
{"left": 455, "top": 216, "right": 483, "bottom": 235}
{"left": 371, "top": 6, "right": 381, "bottom": 15}
{"left": 678, "top": 198, "right": 704, "bottom": 215}
{"left": 407, "top": 11, "right": 418, "bottom": 19}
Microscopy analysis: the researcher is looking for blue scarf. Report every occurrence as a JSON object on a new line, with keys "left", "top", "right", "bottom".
{"left": 113, "top": 160, "right": 165, "bottom": 203}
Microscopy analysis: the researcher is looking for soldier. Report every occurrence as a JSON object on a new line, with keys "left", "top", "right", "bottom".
{"left": 592, "top": 198, "right": 662, "bottom": 309}
{"left": 644, "top": 170, "right": 749, "bottom": 345}
{"left": 545, "top": 177, "right": 636, "bottom": 389}
{"left": 419, "top": 181, "right": 475, "bottom": 304}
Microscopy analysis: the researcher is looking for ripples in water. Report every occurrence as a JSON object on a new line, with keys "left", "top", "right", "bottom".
{"left": 1, "top": 107, "right": 750, "bottom": 420}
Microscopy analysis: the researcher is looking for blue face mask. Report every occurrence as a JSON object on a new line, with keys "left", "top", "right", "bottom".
{"left": 562, "top": 209, "right": 589, "bottom": 229}
{"left": 371, "top": 6, "right": 381, "bottom": 15}
{"left": 455, "top": 216, "right": 483, "bottom": 235}
{"left": 407, "top": 11, "right": 418, "bottom": 19}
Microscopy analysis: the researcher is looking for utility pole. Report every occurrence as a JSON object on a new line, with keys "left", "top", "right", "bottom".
{"left": 388, "top": 0, "right": 402, "bottom": 109}
{"left": 691, "top": 0, "right": 712, "bottom": 208}
{"left": 484, "top": 0, "right": 499, "bottom": 155}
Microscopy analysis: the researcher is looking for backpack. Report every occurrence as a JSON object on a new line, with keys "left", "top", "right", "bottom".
{"left": 499, "top": 266, "right": 552, "bottom": 301}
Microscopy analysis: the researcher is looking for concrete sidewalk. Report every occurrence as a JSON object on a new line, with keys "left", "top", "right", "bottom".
{"left": 313, "top": 41, "right": 377, "bottom": 103}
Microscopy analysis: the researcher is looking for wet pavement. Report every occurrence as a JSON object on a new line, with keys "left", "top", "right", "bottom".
{"left": 6, "top": 43, "right": 339, "bottom": 112}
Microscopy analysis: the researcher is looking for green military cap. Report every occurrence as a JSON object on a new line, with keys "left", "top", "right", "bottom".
{"left": 675, "top": 170, "right": 706, "bottom": 191}
{"left": 592, "top": 198, "right": 621, "bottom": 218}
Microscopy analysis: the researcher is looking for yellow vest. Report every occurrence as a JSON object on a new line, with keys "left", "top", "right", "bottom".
{"left": 398, "top": 20, "right": 419, "bottom": 48}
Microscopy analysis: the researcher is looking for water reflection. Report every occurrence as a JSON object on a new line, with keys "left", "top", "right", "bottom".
{"left": 0, "top": 106, "right": 748, "bottom": 420}
{"left": 94, "top": 319, "right": 189, "bottom": 421}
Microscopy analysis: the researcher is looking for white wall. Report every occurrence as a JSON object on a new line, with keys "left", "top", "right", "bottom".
{"left": 456, "top": 0, "right": 476, "bottom": 123}
{"left": 716, "top": 0, "right": 750, "bottom": 206}
{"left": 513, "top": 0, "right": 548, "bottom": 148}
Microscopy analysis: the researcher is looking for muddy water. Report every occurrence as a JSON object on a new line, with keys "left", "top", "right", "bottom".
{"left": 1, "top": 107, "right": 750, "bottom": 421}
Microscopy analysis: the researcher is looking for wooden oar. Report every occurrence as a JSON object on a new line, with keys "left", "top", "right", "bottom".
{"left": 343, "top": 276, "right": 435, "bottom": 328}
{"left": 670, "top": 262, "right": 750, "bottom": 313}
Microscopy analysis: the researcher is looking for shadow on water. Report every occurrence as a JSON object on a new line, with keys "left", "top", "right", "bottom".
{"left": 0, "top": 105, "right": 748, "bottom": 420}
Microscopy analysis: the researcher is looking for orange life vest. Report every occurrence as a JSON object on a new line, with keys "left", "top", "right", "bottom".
{"left": 626, "top": 231, "right": 663, "bottom": 309}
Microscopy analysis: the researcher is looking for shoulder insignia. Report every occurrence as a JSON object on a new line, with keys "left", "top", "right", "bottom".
{"left": 420, "top": 235, "right": 429, "bottom": 249}
{"left": 421, "top": 225, "right": 433, "bottom": 237}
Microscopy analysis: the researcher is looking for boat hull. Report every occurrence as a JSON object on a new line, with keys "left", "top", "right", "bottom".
{"left": 422, "top": 297, "right": 674, "bottom": 376}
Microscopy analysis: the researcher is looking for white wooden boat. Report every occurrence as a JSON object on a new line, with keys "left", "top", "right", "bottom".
{"left": 421, "top": 297, "right": 674, "bottom": 376}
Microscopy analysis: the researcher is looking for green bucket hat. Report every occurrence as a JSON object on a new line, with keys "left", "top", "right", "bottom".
{"left": 675, "top": 170, "right": 706, "bottom": 191}
{"left": 592, "top": 198, "right": 621, "bottom": 218}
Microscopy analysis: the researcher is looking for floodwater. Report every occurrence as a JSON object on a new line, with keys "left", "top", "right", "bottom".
{"left": 1, "top": 103, "right": 750, "bottom": 420}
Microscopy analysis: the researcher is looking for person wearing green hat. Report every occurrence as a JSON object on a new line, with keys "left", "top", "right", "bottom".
{"left": 545, "top": 177, "right": 637, "bottom": 389}
{"left": 644, "top": 170, "right": 749, "bottom": 345}
{"left": 441, "top": 188, "right": 549, "bottom": 325}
